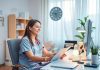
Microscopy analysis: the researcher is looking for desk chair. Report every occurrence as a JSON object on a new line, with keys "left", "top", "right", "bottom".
{"left": 7, "top": 39, "right": 45, "bottom": 70}
{"left": 7, "top": 39, "right": 22, "bottom": 70}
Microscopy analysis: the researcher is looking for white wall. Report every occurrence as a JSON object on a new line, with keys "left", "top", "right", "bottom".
{"left": 0, "top": 0, "right": 29, "bottom": 64}
{"left": 0, "top": 0, "right": 29, "bottom": 10}
{"left": 28, "top": 0, "right": 44, "bottom": 41}
{"left": 28, "top": 0, "right": 42, "bottom": 20}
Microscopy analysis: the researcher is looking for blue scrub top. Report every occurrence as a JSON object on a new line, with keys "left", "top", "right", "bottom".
{"left": 19, "top": 36, "right": 43, "bottom": 70}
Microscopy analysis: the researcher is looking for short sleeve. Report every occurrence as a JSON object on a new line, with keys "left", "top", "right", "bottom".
{"left": 20, "top": 38, "right": 32, "bottom": 53}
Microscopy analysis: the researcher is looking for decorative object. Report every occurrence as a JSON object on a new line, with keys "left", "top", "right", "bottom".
{"left": 64, "top": 40, "right": 77, "bottom": 49}
{"left": 91, "top": 46, "right": 99, "bottom": 65}
{"left": 73, "top": 50, "right": 79, "bottom": 61}
{"left": 73, "top": 44, "right": 79, "bottom": 61}
{"left": 50, "top": 7, "right": 62, "bottom": 21}
{"left": 19, "top": 12, "right": 29, "bottom": 19}
{"left": 0, "top": 16, "right": 4, "bottom": 26}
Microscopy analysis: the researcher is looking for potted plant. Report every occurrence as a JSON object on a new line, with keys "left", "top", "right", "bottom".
{"left": 75, "top": 16, "right": 89, "bottom": 55}
{"left": 75, "top": 16, "right": 96, "bottom": 42}
{"left": 75, "top": 16, "right": 96, "bottom": 55}
{"left": 75, "top": 16, "right": 88, "bottom": 42}
{"left": 91, "top": 46, "right": 99, "bottom": 65}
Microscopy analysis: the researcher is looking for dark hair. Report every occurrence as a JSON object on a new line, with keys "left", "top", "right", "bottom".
{"left": 23, "top": 19, "right": 41, "bottom": 46}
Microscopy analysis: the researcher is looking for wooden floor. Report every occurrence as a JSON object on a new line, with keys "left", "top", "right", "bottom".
{"left": 0, "top": 65, "right": 12, "bottom": 70}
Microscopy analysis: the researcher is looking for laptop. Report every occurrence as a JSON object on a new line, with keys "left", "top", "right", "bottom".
{"left": 50, "top": 60, "right": 78, "bottom": 69}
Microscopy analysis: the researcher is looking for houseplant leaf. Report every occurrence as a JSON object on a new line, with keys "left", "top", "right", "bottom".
{"left": 91, "top": 46, "right": 98, "bottom": 55}
{"left": 77, "top": 19, "right": 85, "bottom": 26}
{"left": 76, "top": 27, "right": 81, "bottom": 30}
{"left": 80, "top": 32, "right": 85, "bottom": 38}
{"left": 92, "top": 27, "right": 96, "bottom": 29}
{"left": 75, "top": 35, "right": 84, "bottom": 41}
{"left": 84, "top": 16, "right": 89, "bottom": 22}
{"left": 92, "top": 27, "right": 96, "bottom": 32}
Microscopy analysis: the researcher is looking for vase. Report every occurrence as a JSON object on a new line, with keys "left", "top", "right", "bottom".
{"left": 78, "top": 42, "right": 86, "bottom": 54}
{"left": 92, "top": 55, "right": 98, "bottom": 65}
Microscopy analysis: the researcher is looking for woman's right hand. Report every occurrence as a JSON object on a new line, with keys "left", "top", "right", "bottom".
{"left": 44, "top": 57, "right": 51, "bottom": 62}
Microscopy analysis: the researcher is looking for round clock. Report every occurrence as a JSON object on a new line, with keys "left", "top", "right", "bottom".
{"left": 50, "top": 7, "right": 62, "bottom": 21}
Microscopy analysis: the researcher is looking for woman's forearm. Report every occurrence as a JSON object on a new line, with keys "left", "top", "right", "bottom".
{"left": 43, "top": 47, "right": 54, "bottom": 56}
{"left": 25, "top": 51, "right": 48, "bottom": 62}
{"left": 29, "top": 56, "right": 45, "bottom": 62}
{"left": 30, "top": 56, "right": 51, "bottom": 62}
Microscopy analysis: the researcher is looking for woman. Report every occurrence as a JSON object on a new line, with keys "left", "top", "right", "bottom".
{"left": 19, "top": 19, "right": 54, "bottom": 70}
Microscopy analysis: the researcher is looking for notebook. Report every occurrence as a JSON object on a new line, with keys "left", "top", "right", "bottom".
{"left": 50, "top": 60, "right": 78, "bottom": 69}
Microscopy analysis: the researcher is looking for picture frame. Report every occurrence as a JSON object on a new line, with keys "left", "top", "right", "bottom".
{"left": 0, "top": 16, "right": 4, "bottom": 26}
{"left": 64, "top": 40, "right": 77, "bottom": 49}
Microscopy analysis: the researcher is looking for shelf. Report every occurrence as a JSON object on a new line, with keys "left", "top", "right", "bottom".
{"left": 16, "top": 29, "right": 25, "bottom": 31}
{"left": 8, "top": 14, "right": 29, "bottom": 38}
{"left": 16, "top": 17, "right": 30, "bottom": 20}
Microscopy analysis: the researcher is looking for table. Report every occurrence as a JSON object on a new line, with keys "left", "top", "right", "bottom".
{"left": 41, "top": 59, "right": 100, "bottom": 70}
{"left": 41, "top": 49, "right": 100, "bottom": 70}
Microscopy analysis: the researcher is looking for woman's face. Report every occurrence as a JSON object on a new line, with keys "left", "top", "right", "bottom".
{"left": 30, "top": 22, "right": 41, "bottom": 35}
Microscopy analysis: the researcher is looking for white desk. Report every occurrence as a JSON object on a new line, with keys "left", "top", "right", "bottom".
{"left": 41, "top": 59, "right": 100, "bottom": 70}
{"left": 41, "top": 49, "right": 100, "bottom": 70}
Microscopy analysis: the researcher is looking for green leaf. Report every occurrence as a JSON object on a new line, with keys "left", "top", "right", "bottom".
{"left": 75, "top": 34, "right": 84, "bottom": 41}
{"left": 92, "top": 27, "right": 96, "bottom": 32}
{"left": 92, "top": 27, "right": 96, "bottom": 29}
{"left": 80, "top": 32, "right": 85, "bottom": 38}
{"left": 84, "top": 16, "right": 89, "bottom": 22}
{"left": 75, "top": 35, "right": 83, "bottom": 39}
{"left": 91, "top": 46, "right": 98, "bottom": 55}
{"left": 76, "top": 27, "right": 81, "bottom": 30}
{"left": 77, "top": 19, "right": 85, "bottom": 26}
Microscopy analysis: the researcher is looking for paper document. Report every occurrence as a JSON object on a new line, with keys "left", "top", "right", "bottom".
{"left": 50, "top": 48, "right": 67, "bottom": 62}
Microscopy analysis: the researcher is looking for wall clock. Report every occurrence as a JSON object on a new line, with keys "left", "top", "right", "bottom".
{"left": 50, "top": 7, "right": 62, "bottom": 21}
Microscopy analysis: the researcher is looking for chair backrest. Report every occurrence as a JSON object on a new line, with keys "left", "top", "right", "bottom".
{"left": 7, "top": 39, "right": 21, "bottom": 65}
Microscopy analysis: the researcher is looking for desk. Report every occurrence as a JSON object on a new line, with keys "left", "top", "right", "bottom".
{"left": 41, "top": 59, "right": 100, "bottom": 70}
{"left": 41, "top": 49, "right": 100, "bottom": 70}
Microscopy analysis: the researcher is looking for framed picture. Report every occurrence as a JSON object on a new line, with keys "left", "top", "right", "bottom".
{"left": 64, "top": 40, "right": 77, "bottom": 49}
{"left": 0, "top": 17, "right": 4, "bottom": 26}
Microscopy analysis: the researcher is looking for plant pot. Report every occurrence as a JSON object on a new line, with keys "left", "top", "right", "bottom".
{"left": 92, "top": 55, "right": 98, "bottom": 65}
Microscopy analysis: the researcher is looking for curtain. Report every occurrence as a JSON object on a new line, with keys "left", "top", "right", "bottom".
{"left": 41, "top": 0, "right": 100, "bottom": 50}
{"left": 47, "top": 0, "right": 76, "bottom": 50}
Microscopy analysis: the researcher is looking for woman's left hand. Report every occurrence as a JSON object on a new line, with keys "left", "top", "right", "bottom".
{"left": 49, "top": 52, "right": 56, "bottom": 59}
{"left": 60, "top": 54, "right": 67, "bottom": 59}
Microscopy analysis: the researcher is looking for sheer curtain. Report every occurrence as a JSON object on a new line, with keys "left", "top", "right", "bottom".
{"left": 47, "top": 0, "right": 75, "bottom": 50}
{"left": 41, "top": 0, "right": 100, "bottom": 50}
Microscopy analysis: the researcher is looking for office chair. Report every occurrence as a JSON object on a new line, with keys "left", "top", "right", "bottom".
{"left": 7, "top": 39, "right": 21, "bottom": 70}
